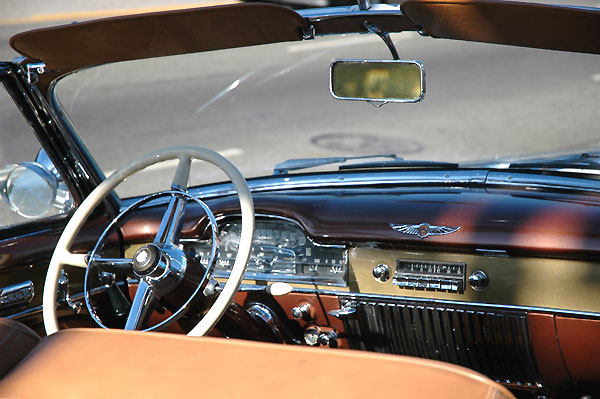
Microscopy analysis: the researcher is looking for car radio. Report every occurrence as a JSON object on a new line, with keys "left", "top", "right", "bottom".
{"left": 392, "top": 259, "right": 466, "bottom": 293}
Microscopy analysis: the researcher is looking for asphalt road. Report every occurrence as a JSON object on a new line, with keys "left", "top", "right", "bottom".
{"left": 1, "top": 0, "right": 600, "bottom": 203}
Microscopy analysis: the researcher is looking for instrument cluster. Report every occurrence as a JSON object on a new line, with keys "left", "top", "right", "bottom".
{"left": 185, "top": 216, "right": 347, "bottom": 286}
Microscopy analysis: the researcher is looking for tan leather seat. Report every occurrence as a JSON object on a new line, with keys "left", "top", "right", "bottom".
{"left": 0, "top": 328, "right": 515, "bottom": 399}
{"left": 0, "top": 318, "right": 40, "bottom": 378}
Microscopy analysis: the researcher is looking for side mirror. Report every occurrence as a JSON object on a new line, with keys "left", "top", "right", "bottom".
{"left": 330, "top": 60, "right": 425, "bottom": 103}
{"left": 2, "top": 162, "right": 58, "bottom": 218}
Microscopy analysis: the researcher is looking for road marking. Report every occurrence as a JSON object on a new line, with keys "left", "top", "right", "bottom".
{"left": 592, "top": 73, "right": 600, "bottom": 82}
{"left": 104, "top": 148, "right": 243, "bottom": 176}
{"left": 0, "top": 2, "right": 240, "bottom": 26}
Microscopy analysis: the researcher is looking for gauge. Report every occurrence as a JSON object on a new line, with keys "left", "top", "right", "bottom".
{"left": 185, "top": 216, "right": 347, "bottom": 286}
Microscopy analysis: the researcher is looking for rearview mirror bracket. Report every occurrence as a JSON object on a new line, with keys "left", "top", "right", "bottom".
{"left": 362, "top": 21, "right": 399, "bottom": 60}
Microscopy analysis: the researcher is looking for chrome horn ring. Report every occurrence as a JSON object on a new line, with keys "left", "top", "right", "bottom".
{"left": 84, "top": 190, "right": 219, "bottom": 332}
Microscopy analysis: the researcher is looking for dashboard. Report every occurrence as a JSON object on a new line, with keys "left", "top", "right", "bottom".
{"left": 3, "top": 181, "right": 600, "bottom": 396}
{"left": 169, "top": 185, "right": 600, "bottom": 394}
{"left": 182, "top": 215, "right": 600, "bottom": 314}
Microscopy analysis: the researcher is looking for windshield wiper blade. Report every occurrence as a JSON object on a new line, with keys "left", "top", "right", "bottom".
{"left": 507, "top": 152, "right": 600, "bottom": 170}
{"left": 273, "top": 154, "right": 397, "bottom": 175}
{"left": 339, "top": 159, "right": 459, "bottom": 170}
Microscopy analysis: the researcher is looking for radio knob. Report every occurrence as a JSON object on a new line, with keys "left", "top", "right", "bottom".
{"left": 468, "top": 270, "right": 489, "bottom": 291}
{"left": 372, "top": 264, "right": 390, "bottom": 283}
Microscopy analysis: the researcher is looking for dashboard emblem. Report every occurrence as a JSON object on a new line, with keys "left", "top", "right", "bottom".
{"left": 389, "top": 223, "right": 461, "bottom": 239}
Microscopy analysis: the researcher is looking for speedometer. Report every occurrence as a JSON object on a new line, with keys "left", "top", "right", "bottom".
{"left": 185, "top": 216, "right": 347, "bottom": 286}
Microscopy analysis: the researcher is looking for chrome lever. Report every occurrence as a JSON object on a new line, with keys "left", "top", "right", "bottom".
{"left": 58, "top": 270, "right": 82, "bottom": 314}
{"left": 328, "top": 301, "right": 357, "bottom": 318}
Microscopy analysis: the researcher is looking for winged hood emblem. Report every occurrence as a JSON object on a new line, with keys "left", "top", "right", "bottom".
{"left": 389, "top": 223, "right": 461, "bottom": 239}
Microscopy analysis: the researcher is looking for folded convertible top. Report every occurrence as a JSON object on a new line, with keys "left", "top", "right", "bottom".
{"left": 10, "top": 3, "right": 309, "bottom": 90}
{"left": 9, "top": 1, "right": 600, "bottom": 92}
{"left": 401, "top": 0, "right": 600, "bottom": 55}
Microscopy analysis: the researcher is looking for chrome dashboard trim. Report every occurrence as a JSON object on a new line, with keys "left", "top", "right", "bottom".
{"left": 0, "top": 281, "right": 34, "bottom": 309}
{"left": 184, "top": 170, "right": 489, "bottom": 202}
{"left": 4, "top": 284, "right": 110, "bottom": 320}
{"left": 192, "top": 170, "right": 600, "bottom": 200}
{"left": 238, "top": 285, "right": 600, "bottom": 319}
{"left": 486, "top": 171, "right": 600, "bottom": 193}
{"left": 5, "top": 305, "right": 43, "bottom": 320}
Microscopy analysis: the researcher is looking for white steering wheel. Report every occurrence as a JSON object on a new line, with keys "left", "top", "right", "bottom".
{"left": 43, "top": 146, "right": 254, "bottom": 336}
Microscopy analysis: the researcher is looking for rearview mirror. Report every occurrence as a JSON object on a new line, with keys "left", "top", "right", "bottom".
{"left": 330, "top": 60, "right": 425, "bottom": 103}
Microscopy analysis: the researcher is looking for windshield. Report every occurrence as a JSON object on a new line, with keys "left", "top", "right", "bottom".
{"left": 52, "top": 30, "right": 600, "bottom": 198}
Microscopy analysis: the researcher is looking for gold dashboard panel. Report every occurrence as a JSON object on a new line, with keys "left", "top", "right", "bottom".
{"left": 347, "top": 247, "right": 600, "bottom": 314}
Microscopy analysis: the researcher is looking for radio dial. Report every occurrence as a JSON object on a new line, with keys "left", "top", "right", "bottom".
{"left": 372, "top": 264, "right": 390, "bottom": 282}
{"left": 468, "top": 270, "right": 489, "bottom": 291}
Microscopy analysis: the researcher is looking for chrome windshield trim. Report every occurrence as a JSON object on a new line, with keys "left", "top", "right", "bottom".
{"left": 121, "top": 170, "right": 488, "bottom": 209}
{"left": 120, "top": 168, "right": 600, "bottom": 211}
{"left": 486, "top": 171, "right": 600, "bottom": 193}
{"left": 198, "top": 170, "right": 487, "bottom": 196}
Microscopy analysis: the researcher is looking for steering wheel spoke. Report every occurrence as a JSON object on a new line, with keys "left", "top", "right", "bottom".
{"left": 172, "top": 155, "right": 192, "bottom": 191}
{"left": 89, "top": 256, "right": 135, "bottom": 277}
{"left": 124, "top": 279, "right": 156, "bottom": 330}
{"left": 154, "top": 195, "right": 187, "bottom": 245}
{"left": 59, "top": 251, "right": 88, "bottom": 268}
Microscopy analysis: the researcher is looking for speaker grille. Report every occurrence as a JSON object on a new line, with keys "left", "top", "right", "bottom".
{"left": 341, "top": 299, "right": 542, "bottom": 387}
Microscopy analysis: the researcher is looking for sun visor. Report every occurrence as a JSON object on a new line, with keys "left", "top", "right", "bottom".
{"left": 10, "top": 3, "right": 309, "bottom": 83}
{"left": 401, "top": 0, "right": 600, "bottom": 55}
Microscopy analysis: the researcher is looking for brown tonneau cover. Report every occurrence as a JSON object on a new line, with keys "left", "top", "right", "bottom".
{"left": 401, "top": 0, "right": 600, "bottom": 55}
{"left": 10, "top": 3, "right": 308, "bottom": 89}
{"left": 9, "top": 1, "right": 600, "bottom": 91}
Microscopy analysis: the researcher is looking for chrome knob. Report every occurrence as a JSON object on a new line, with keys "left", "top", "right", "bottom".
{"left": 318, "top": 332, "right": 330, "bottom": 346}
{"left": 291, "top": 303, "right": 312, "bottom": 320}
{"left": 372, "top": 264, "right": 390, "bottom": 283}
{"left": 318, "top": 331, "right": 338, "bottom": 348}
{"left": 468, "top": 270, "right": 489, "bottom": 291}
{"left": 304, "top": 327, "right": 320, "bottom": 346}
